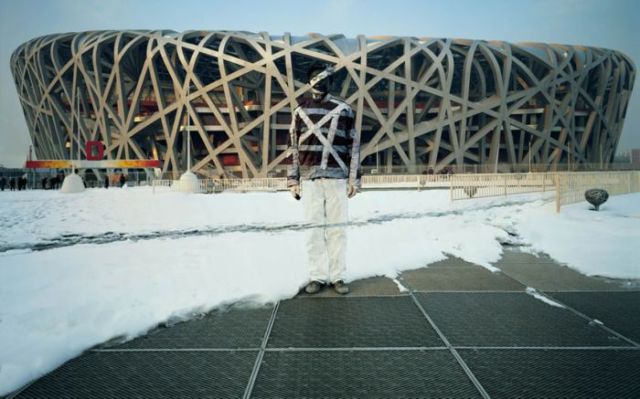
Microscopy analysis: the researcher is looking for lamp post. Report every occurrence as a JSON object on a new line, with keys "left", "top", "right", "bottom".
{"left": 178, "top": 82, "right": 199, "bottom": 193}
{"left": 60, "top": 88, "right": 85, "bottom": 193}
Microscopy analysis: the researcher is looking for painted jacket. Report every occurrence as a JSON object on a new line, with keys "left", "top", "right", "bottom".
{"left": 287, "top": 94, "right": 361, "bottom": 187}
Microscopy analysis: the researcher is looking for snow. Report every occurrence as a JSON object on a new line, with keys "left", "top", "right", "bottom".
{"left": 525, "top": 287, "right": 566, "bottom": 308}
{"left": 392, "top": 278, "right": 409, "bottom": 293}
{"left": 0, "top": 187, "right": 638, "bottom": 395}
{"left": 515, "top": 193, "right": 640, "bottom": 279}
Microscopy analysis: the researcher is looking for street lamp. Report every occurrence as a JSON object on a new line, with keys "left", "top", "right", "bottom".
{"left": 61, "top": 87, "right": 85, "bottom": 193}
{"left": 178, "top": 82, "right": 200, "bottom": 193}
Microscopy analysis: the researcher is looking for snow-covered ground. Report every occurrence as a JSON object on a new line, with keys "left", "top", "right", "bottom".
{"left": 0, "top": 187, "right": 638, "bottom": 395}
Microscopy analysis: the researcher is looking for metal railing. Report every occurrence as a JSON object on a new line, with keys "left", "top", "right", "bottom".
{"left": 151, "top": 175, "right": 455, "bottom": 194}
{"left": 151, "top": 178, "right": 288, "bottom": 194}
{"left": 450, "top": 173, "right": 555, "bottom": 201}
{"left": 449, "top": 171, "right": 640, "bottom": 212}
{"left": 361, "top": 162, "right": 640, "bottom": 175}
{"left": 362, "top": 174, "right": 451, "bottom": 189}
{"left": 151, "top": 171, "right": 640, "bottom": 214}
{"left": 554, "top": 171, "right": 640, "bottom": 212}
{"left": 217, "top": 178, "right": 287, "bottom": 192}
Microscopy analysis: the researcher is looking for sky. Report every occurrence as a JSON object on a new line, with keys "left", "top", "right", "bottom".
{"left": 0, "top": 0, "right": 638, "bottom": 167}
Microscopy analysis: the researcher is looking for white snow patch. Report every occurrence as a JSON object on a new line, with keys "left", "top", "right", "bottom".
{"left": 391, "top": 278, "right": 409, "bottom": 293}
{"left": 514, "top": 193, "right": 640, "bottom": 279}
{"left": 525, "top": 287, "right": 566, "bottom": 308}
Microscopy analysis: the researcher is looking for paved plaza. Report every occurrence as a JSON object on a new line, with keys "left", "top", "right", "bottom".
{"left": 5, "top": 249, "right": 640, "bottom": 398}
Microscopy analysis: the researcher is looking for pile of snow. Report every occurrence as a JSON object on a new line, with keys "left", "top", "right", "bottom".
{"left": 60, "top": 173, "right": 85, "bottom": 194}
{"left": 0, "top": 187, "right": 638, "bottom": 395}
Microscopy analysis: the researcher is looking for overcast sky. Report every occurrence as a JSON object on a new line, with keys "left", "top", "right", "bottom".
{"left": 0, "top": 0, "right": 638, "bottom": 167}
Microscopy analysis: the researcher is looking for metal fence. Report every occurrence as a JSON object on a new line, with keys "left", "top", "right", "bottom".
{"left": 554, "top": 171, "right": 640, "bottom": 212}
{"left": 151, "top": 175, "right": 454, "bottom": 194}
{"left": 151, "top": 178, "right": 288, "bottom": 194}
{"left": 362, "top": 174, "right": 452, "bottom": 189}
{"left": 449, "top": 171, "right": 640, "bottom": 212}
{"left": 449, "top": 173, "right": 555, "bottom": 201}
{"left": 151, "top": 171, "right": 640, "bottom": 214}
{"left": 361, "top": 162, "right": 640, "bottom": 175}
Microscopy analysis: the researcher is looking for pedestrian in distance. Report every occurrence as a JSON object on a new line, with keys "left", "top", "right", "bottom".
{"left": 41, "top": 177, "right": 48, "bottom": 190}
{"left": 119, "top": 174, "right": 126, "bottom": 188}
{"left": 287, "top": 63, "right": 361, "bottom": 295}
{"left": 49, "top": 176, "right": 59, "bottom": 189}
{"left": 9, "top": 178, "right": 16, "bottom": 191}
{"left": 104, "top": 175, "right": 109, "bottom": 189}
{"left": 0, "top": 176, "right": 6, "bottom": 191}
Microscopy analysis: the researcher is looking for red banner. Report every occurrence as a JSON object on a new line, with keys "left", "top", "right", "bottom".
{"left": 26, "top": 160, "right": 161, "bottom": 169}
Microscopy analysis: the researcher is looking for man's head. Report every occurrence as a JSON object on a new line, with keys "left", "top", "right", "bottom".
{"left": 307, "top": 63, "right": 334, "bottom": 99}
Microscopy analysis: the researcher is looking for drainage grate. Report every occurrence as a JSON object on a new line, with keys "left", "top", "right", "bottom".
{"left": 547, "top": 291, "right": 640, "bottom": 344}
{"left": 458, "top": 349, "right": 640, "bottom": 398}
{"left": 14, "top": 351, "right": 258, "bottom": 399}
{"left": 115, "top": 304, "right": 274, "bottom": 349}
{"left": 400, "top": 266, "right": 524, "bottom": 291}
{"left": 267, "top": 297, "right": 443, "bottom": 348}
{"left": 251, "top": 350, "right": 482, "bottom": 398}
{"left": 497, "top": 260, "right": 629, "bottom": 291}
{"left": 415, "top": 292, "right": 629, "bottom": 347}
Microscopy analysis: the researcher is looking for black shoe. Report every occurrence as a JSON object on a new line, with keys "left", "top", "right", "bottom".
{"left": 305, "top": 280, "right": 324, "bottom": 294}
{"left": 332, "top": 280, "right": 350, "bottom": 295}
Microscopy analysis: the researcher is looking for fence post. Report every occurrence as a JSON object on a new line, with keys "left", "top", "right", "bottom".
{"left": 449, "top": 176, "right": 453, "bottom": 202}
{"left": 555, "top": 174, "right": 561, "bottom": 213}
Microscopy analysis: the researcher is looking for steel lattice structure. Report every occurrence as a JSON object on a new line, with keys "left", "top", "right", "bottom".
{"left": 11, "top": 30, "right": 636, "bottom": 177}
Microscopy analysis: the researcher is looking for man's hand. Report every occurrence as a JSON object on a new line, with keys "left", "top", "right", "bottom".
{"left": 347, "top": 183, "right": 357, "bottom": 199}
{"left": 290, "top": 184, "right": 301, "bottom": 200}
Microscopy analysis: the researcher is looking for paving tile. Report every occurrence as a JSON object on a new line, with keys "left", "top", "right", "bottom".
{"left": 423, "top": 256, "right": 482, "bottom": 268}
{"left": 495, "top": 250, "right": 558, "bottom": 264}
{"left": 496, "top": 256, "right": 636, "bottom": 291}
{"left": 268, "top": 297, "right": 443, "bottom": 348}
{"left": 252, "top": 350, "right": 482, "bottom": 398}
{"left": 459, "top": 349, "right": 640, "bottom": 399}
{"left": 399, "top": 266, "right": 525, "bottom": 291}
{"left": 115, "top": 303, "right": 273, "bottom": 349}
{"left": 15, "top": 351, "right": 257, "bottom": 399}
{"left": 547, "top": 291, "right": 640, "bottom": 343}
{"left": 416, "top": 292, "right": 629, "bottom": 347}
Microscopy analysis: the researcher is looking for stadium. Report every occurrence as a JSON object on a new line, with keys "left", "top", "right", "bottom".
{"left": 10, "top": 30, "right": 636, "bottom": 178}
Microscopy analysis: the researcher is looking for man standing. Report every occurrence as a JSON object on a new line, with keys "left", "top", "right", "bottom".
{"left": 287, "top": 64, "right": 361, "bottom": 295}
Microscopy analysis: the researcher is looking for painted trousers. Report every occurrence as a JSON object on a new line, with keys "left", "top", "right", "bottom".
{"left": 302, "top": 178, "right": 348, "bottom": 283}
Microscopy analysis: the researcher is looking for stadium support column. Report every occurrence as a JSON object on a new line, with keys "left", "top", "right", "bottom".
{"left": 405, "top": 39, "right": 416, "bottom": 173}
{"left": 488, "top": 125, "right": 501, "bottom": 173}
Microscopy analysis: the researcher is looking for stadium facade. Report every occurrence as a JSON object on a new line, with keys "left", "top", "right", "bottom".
{"left": 10, "top": 30, "right": 636, "bottom": 177}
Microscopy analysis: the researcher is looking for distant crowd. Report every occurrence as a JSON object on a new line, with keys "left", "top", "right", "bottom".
{"left": 0, "top": 173, "right": 128, "bottom": 191}
{"left": 0, "top": 176, "right": 29, "bottom": 191}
